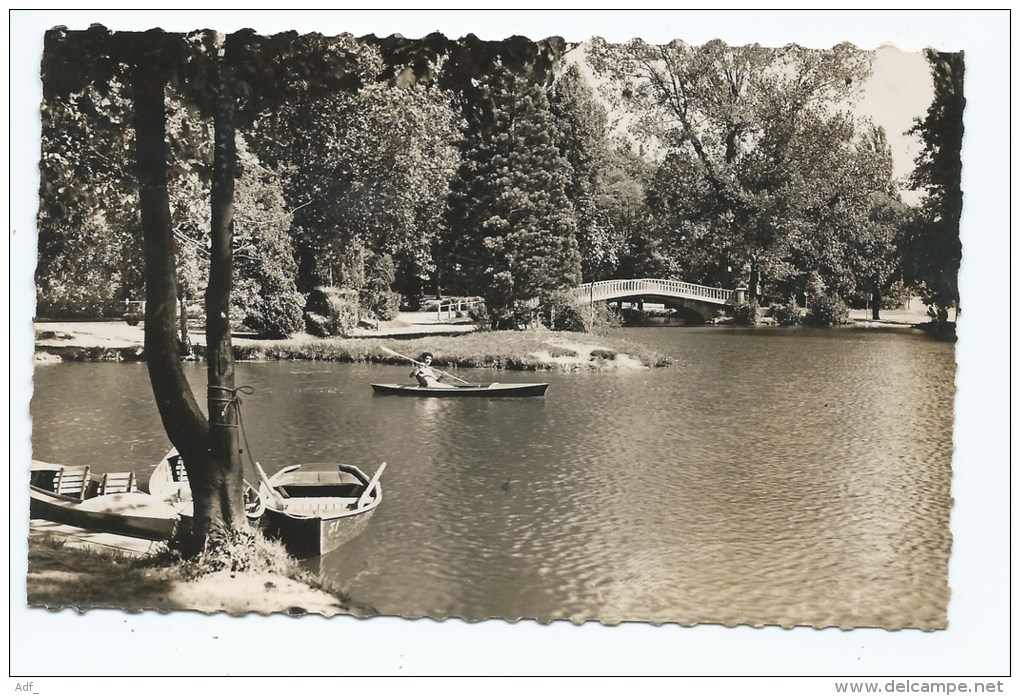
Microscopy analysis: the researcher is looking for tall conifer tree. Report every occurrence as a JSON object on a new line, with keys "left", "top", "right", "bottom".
{"left": 444, "top": 66, "right": 581, "bottom": 327}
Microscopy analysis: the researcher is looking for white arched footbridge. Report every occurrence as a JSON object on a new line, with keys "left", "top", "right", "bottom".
{"left": 575, "top": 278, "right": 738, "bottom": 321}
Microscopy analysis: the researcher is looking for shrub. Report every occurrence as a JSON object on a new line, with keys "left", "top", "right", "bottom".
{"left": 360, "top": 252, "right": 401, "bottom": 321}
{"left": 539, "top": 292, "right": 621, "bottom": 334}
{"left": 239, "top": 289, "right": 305, "bottom": 339}
{"left": 805, "top": 294, "right": 850, "bottom": 326}
{"left": 732, "top": 300, "right": 761, "bottom": 326}
{"left": 303, "top": 312, "right": 329, "bottom": 338}
{"left": 467, "top": 302, "right": 492, "bottom": 330}
{"left": 304, "top": 287, "right": 359, "bottom": 337}
{"left": 539, "top": 293, "right": 586, "bottom": 332}
{"left": 770, "top": 299, "right": 804, "bottom": 327}
{"left": 490, "top": 301, "right": 539, "bottom": 330}
{"left": 361, "top": 288, "right": 401, "bottom": 322}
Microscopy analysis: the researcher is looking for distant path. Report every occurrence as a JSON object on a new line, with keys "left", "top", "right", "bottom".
{"left": 350, "top": 312, "right": 477, "bottom": 338}
{"left": 34, "top": 311, "right": 477, "bottom": 352}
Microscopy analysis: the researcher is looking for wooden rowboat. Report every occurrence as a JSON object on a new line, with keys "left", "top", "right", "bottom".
{"left": 371, "top": 382, "right": 549, "bottom": 397}
{"left": 257, "top": 461, "right": 385, "bottom": 558}
{"left": 147, "top": 448, "right": 265, "bottom": 521}
{"left": 30, "top": 461, "right": 182, "bottom": 541}
{"left": 146, "top": 449, "right": 191, "bottom": 506}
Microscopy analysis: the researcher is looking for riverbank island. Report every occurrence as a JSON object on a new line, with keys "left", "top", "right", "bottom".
{"left": 34, "top": 313, "right": 672, "bottom": 370}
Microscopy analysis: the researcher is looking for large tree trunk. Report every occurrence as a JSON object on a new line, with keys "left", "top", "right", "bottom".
{"left": 932, "top": 303, "right": 952, "bottom": 338}
{"left": 134, "top": 40, "right": 246, "bottom": 551}
{"left": 871, "top": 285, "right": 882, "bottom": 321}
{"left": 133, "top": 59, "right": 209, "bottom": 486}
{"left": 749, "top": 262, "right": 761, "bottom": 303}
{"left": 203, "top": 37, "right": 247, "bottom": 533}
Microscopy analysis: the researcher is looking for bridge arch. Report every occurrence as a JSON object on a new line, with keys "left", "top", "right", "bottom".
{"left": 575, "top": 278, "right": 738, "bottom": 322}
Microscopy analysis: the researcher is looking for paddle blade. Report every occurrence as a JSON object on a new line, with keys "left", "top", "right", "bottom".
{"left": 254, "top": 461, "right": 286, "bottom": 509}
{"left": 381, "top": 346, "right": 418, "bottom": 364}
{"left": 357, "top": 461, "right": 386, "bottom": 509}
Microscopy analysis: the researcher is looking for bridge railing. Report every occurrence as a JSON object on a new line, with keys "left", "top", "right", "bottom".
{"left": 576, "top": 278, "right": 734, "bottom": 305}
{"left": 436, "top": 298, "right": 484, "bottom": 320}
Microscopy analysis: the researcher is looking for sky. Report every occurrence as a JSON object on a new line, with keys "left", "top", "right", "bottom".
{"left": 7, "top": 9, "right": 1011, "bottom": 684}
{"left": 858, "top": 45, "right": 935, "bottom": 196}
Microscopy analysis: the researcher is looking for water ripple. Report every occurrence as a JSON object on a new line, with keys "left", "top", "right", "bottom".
{"left": 32, "top": 328, "right": 954, "bottom": 628}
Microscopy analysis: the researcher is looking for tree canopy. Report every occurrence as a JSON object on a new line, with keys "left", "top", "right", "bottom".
{"left": 253, "top": 74, "right": 462, "bottom": 299}
{"left": 588, "top": 38, "right": 905, "bottom": 305}
{"left": 38, "top": 31, "right": 963, "bottom": 329}
{"left": 903, "top": 49, "right": 964, "bottom": 328}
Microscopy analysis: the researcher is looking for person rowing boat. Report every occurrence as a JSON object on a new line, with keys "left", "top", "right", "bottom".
{"left": 375, "top": 346, "right": 548, "bottom": 397}
{"left": 409, "top": 351, "right": 455, "bottom": 389}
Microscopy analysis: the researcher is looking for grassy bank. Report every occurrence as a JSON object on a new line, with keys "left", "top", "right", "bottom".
{"left": 37, "top": 327, "right": 674, "bottom": 369}
{"left": 233, "top": 330, "right": 672, "bottom": 369}
{"left": 26, "top": 528, "right": 371, "bottom": 616}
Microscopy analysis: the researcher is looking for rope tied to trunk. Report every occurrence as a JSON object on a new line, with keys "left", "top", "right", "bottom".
{"left": 208, "top": 384, "right": 255, "bottom": 425}
{"left": 207, "top": 384, "right": 261, "bottom": 487}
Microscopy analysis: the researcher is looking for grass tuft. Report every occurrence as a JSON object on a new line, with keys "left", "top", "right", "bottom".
{"left": 149, "top": 526, "right": 300, "bottom": 579}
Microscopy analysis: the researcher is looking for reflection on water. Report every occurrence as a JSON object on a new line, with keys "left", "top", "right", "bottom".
{"left": 31, "top": 326, "right": 954, "bottom": 628}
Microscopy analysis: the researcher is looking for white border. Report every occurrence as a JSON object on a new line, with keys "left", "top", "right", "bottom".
{"left": 8, "top": 9, "right": 1012, "bottom": 679}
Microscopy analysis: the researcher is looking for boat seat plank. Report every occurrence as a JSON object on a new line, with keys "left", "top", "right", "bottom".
{"left": 169, "top": 456, "right": 188, "bottom": 483}
{"left": 278, "top": 497, "right": 358, "bottom": 513}
{"left": 55, "top": 466, "right": 90, "bottom": 500}
{"left": 99, "top": 471, "right": 137, "bottom": 495}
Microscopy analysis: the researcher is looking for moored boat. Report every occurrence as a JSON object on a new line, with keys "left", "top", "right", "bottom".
{"left": 30, "top": 460, "right": 182, "bottom": 541}
{"left": 148, "top": 448, "right": 265, "bottom": 521}
{"left": 147, "top": 448, "right": 191, "bottom": 506}
{"left": 371, "top": 382, "right": 549, "bottom": 397}
{"left": 257, "top": 461, "right": 385, "bottom": 557}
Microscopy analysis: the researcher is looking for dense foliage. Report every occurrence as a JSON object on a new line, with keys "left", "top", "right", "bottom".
{"left": 903, "top": 49, "right": 965, "bottom": 330}
{"left": 549, "top": 64, "right": 621, "bottom": 281}
{"left": 253, "top": 61, "right": 462, "bottom": 302}
{"left": 360, "top": 251, "right": 402, "bottom": 321}
{"left": 540, "top": 291, "right": 622, "bottom": 334}
{"left": 770, "top": 299, "right": 804, "bottom": 327}
{"left": 36, "top": 78, "right": 141, "bottom": 318}
{"left": 37, "top": 32, "right": 962, "bottom": 333}
{"left": 732, "top": 300, "right": 761, "bottom": 326}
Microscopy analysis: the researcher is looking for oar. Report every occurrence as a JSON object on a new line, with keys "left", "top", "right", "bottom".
{"left": 379, "top": 346, "right": 471, "bottom": 384}
{"left": 253, "top": 461, "right": 287, "bottom": 509}
{"left": 242, "top": 480, "right": 265, "bottom": 520}
{"left": 357, "top": 461, "right": 386, "bottom": 509}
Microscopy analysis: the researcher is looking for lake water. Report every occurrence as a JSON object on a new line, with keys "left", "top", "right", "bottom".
{"left": 30, "top": 325, "right": 955, "bottom": 629}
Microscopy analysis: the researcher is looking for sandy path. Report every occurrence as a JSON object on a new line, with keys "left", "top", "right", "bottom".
{"left": 26, "top": 522, "right": 347, "bottom": 616}
{"left": 34, "top": 312, "right": 476, "bottom": 350}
